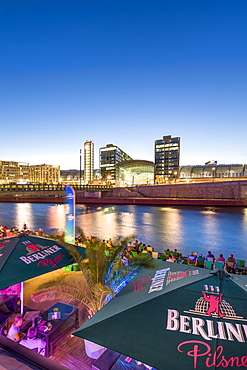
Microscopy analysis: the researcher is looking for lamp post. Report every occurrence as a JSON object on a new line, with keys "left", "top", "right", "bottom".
{"left": 79, "top": 149, "right": 82, "bottom": 188}
{"left": 212, "top": 167, "right": 215, "bottom": 181}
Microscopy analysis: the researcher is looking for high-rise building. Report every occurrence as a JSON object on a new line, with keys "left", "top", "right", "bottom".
{"left": 154, "top": 135, "right": 180, "bottom": 183}
{"left": 84, "top": 140, "right": 94, "bottom": 184}
{"left": 99, "top": 144, "right": 132, "bottom": 184}
{"left": 29, "top": 164, "right": 60, "bottom": 183}
{"left": 0, "top": 161, "right": 29, "bottom": 183}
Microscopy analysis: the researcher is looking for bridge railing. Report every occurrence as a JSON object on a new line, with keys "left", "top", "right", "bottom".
{"left": 0, "top": 184, "right": 113, "bottom": 192}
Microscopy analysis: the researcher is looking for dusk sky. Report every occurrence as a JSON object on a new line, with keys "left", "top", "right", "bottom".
{"left": 1, "top": 0, "right": 246, "bottom": 170}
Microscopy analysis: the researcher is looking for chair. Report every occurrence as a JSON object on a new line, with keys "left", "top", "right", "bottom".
{"left": 188, "top": 255, "right": 197, "bottom": 265}
{"left": 215, "top": 261, "right": 225, "bottom": 270}
{"left": 132, "top": 251, "right": 139, "bottom": 258}
{"left": 236, "top": 259, "right": 245, "bottom": 273}
{"left": 159, "top": 254, "right": 167, "bottom": 261}
{"left": 152, "top": 252, "right": 159, "bottom": 259}
{"left": 196, "top": 257, "right": 205, "bottom": 267}
{"left": 204, "top": 260, "right": 213, "bottom": 270}
{"left": 225, "top": 261, "right": 235, "bottom": 272}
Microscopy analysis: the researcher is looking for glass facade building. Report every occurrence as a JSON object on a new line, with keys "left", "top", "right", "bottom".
{"left": 155, "top": 135, "right": 180, "bottom": 183}
{"left": 99, "top": 144, "right": 132, "bottom": 184}
{"left": 180, "top": 164, "right": 247, "bottom": 179}
{"left": 115, "top": 160, "right": 154, "bottom": 186}
{"left": 84, "top": 140, "right": 94, "bottom": 184}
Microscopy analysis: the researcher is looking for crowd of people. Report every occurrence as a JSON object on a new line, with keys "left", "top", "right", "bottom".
{"left": 0, "top": 225, "right": 243, "bottom": 275}
{"left": 0, "top": 223, "right": 45, "bottom": 238}
{"left": 186, "top": 250, "right": 239, "bottom": 273}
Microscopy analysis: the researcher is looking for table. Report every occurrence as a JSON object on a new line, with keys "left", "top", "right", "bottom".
{"left": 37, "top": 302, "right": 78, "bottom": 357}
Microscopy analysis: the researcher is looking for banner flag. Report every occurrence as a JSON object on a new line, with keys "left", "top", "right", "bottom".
{"left": 64, "top": 185, "right": 75, "bottom": 244}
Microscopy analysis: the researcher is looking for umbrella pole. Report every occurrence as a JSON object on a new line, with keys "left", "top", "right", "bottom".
{"left": 20, "top": 281, "right": 24, "bottom": 315}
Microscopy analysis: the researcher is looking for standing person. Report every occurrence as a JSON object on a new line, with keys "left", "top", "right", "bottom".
{"left": 7, "top": 315, "right": 23, "bottom": 342}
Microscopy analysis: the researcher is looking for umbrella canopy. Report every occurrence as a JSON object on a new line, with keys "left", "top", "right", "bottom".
{"left": 0, "top": 233, "right": 87, "bottom": 290}
{"left": 73, "top": 260, "right": 247, "bottom": 370}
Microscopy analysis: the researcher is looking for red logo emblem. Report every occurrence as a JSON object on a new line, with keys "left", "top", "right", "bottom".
{"left": 133, "top": 275, "right": 152, "bottom": 293}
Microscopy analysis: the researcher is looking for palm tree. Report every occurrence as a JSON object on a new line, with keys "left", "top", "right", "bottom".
{"left": 31, "top": 232, "right": 152, "bottom": 320}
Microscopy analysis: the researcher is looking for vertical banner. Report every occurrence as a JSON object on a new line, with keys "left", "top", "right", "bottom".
{"left": 65, "top": 185, "right": 75, "bottom": 244}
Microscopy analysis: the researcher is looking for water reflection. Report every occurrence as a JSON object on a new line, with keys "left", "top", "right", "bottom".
{"left": 47, "top": 204, "right": 65, "bottom": 233}
{"left": 15, "top": 203, "right": 33, "bottom": 230}
{"left": 0, "top": 203, "right": 246, "bottom": 259}
{"left": 157, "top": 208, "right": 183, "bottom": 251}
{"left": 201, "top": 212, "right": 219, "bottom": 255}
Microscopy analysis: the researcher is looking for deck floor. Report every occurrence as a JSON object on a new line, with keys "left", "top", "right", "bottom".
{"left": 23, "top": 270, "right": 98, "bottom": 369}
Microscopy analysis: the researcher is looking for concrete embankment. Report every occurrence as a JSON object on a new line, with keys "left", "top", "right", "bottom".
{"left": 0, "top": 195, "right": 246, "bottom": 207}
{"left": 0, "top": 180, "right": 246, "bottom": 206}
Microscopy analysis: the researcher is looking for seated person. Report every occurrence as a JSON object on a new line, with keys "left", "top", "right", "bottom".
{"left": 228, "top": 253, "right": 236, "bottom": 263}
{"left": 206, "top": 251, "right": 215, "bottom": 261}
{"left": 20, "top": 326, "right": 46, "bottom": 355}
{"left": 7, "top": 315, "right": 23, "bottom": 342}
{"left": 217, "top": 254, "right": 225, "bottom": 262}
{"left": 167, "top": 254, "right": 176, "bottom": 263}
{"left": 226, "top": 254, "right": 236, "bottom": 273}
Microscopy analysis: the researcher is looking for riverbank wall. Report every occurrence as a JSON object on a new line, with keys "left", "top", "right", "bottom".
{"left": 0, "top": 180, "right": 246, "bottom": 206}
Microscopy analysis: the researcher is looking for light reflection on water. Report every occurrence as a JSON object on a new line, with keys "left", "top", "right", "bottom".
{"left": 0, "top": 203, "right": 247, "bottom": 259}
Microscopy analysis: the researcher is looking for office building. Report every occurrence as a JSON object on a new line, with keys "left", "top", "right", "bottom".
{"left": 0, "top": 161, "right": 29, "bottom": 183}
{"left": 99, "top": 144, "right": 132, "bottom": 184}
{"left": 29, "top": 164, "right": 60, "bottom": 183}
{"left": 84, "top": 140, "right": 94, "bottom": 184}
{"left": 154, "top": 135, "right": 180, "bottom": 183}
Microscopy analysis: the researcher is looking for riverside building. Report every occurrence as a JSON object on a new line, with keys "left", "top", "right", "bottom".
{"left": 84, "top": 140, "right": 94, "bottom": 184}
{"left": 99, "top": 144, "right": 132, "bottom": 184}
{"left": 0, "top": 161, "right": 29, "bottom": 183}
{"left": 155, "top": 135, "right": 180, "bottom": 183}
{"left": 115, "top": 160, "right": 154, "bottom": 186}
{"left": 29, "top": 164, "right": 60, "bottom": 183}
{"left": 180, "top": 164, "right": 247, "bottom": 179}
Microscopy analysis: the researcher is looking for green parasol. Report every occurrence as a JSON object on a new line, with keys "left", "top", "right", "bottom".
{"left": 73, "top": 260, "right": 247, "bottom": 370}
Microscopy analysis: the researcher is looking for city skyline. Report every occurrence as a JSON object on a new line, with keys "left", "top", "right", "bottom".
{"left": 1, "top": 1, "right": 247, "bottom": 170}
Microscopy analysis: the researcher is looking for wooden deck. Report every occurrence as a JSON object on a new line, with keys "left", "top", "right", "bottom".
{"left": 23, "top": 271, "right": 98, "bottom": 369}
{"left": 49, "top": 328, "right": 94, "bottom": 370}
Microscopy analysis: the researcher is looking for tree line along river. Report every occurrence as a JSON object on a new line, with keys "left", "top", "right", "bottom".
{"left": 0, "top": 202, "right": 247, "bottom": 260}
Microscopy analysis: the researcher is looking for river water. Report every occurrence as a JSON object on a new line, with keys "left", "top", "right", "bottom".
{"left": 0, "top": 202, "right": 247, "bottom": 260}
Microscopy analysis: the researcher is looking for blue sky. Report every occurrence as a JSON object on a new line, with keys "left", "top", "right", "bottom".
{"left": 1, "top": 0, "right": 246, "bottom": 169}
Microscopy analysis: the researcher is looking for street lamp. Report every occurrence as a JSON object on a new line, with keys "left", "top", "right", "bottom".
{"left": 79, "top": 149, "right": 82, "bottom": 188}
{"left": 212, "top": 167, "right": 215, "bottom": 180}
